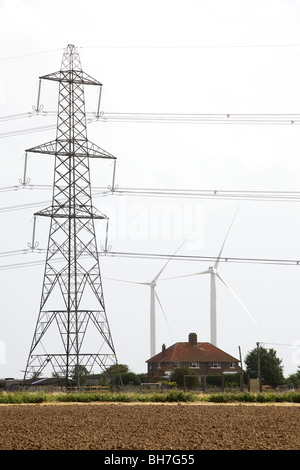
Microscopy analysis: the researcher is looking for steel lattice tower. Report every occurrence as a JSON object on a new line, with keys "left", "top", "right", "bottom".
{"left": 23, "top": 45, "right": 120, "bottom": 387}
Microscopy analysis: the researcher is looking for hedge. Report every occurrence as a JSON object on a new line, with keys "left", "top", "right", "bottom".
{"left": 0, "top": 390, "right": 299, "bottom": 404}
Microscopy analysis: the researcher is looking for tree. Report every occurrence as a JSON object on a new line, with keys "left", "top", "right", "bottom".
{"left": 71, "top": 364, "right": 88, "bottom": 386}
{"left": 99, "top": 364, "right": 135, "bottom": 386}
{"left": 287, "top": 367, "right": 300, "bottom": 387}
{"left": 106, "top": 364, "right": 129, "bottom": 375}
{"left": 170, "top": 367, "right": 199, "bottom": 389}
{"left": 244, "top": 346, "right": 284, "bottom": 387}
{"left": 120, "top": 372, "right": 142, "bottom": 386}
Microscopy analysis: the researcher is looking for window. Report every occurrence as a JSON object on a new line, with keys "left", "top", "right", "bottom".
{"left": 174, "top": 362, "right": 180, "bottom": 368}
{"left": 210, "top": 362, "right": 221, "bottom": 369}
{"left": 229, "top": 362, "right": 236, "bottom": 369}
{"left": 189, "top": 362, "right": 200, "bottom": 368}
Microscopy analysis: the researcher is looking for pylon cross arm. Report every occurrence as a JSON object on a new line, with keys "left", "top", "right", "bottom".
{"left": 40, "top": 70, "right": 102, "bottom": 86}
{"left": 26, "top": 139, "right": 116, "bottom": 159}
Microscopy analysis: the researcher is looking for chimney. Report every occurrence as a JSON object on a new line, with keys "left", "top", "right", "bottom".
{"left": 162, "top": 343, "right": 166, "bottom": 357}
{"left": 188, "top": 332, "right": 197, "bottom": 346}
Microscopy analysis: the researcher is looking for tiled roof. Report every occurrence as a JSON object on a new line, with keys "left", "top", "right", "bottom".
{"left": 147, "top": 342, "right": 239, "bottom": 364}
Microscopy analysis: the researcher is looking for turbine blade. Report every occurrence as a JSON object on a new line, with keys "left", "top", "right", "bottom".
{"left": 153, "top": 239, "right": 187, "bottom": 282}
{"left": 161, "top": 270, "right": 210, "bottom": 281}
{"left": 215, "top": 272, "right": 258, "bottom": 327}
{"left": 155, "top": 290, "right": 172, "bottom": 338}
{"left": 104, "top": 277, "right": 150, "bottom": 286}
{"left": 214, "top": 208, "right": 239, "bottom": 270}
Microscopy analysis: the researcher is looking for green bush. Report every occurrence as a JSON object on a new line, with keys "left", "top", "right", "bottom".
{"left": 207, "top": 391, "right": 300, "bottom": 403}
{"left": 0, "top": 391, "right": 48, "bottom": 404}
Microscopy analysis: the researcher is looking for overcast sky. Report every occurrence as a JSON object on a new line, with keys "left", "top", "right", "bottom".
{"left": 1, "top": 0, "right": 300, "bottom": 380}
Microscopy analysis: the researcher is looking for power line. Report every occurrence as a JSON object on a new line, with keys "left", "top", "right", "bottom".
{"left": 0, "top": 112, "right": 39, "bottom": 123}
{"left": 100, "top": 187, "right": 300, "bottom": 202}
{"left": 0, "top": 249, "right": 46, "bottom": 270}
{"left": 0, "top": 198, "right": 52, "bottom": 213}
{"left": 0, "top": 124, "right": 57, "bottom": 139}
{"left": 0, "top": 48, "right": 63, "bottom": 62}
{"left": 260, "top": 342, "right": 300, "bottom": 348}
{"left": 80, "top": 44, "right": 300, "bottom": 50}
{"left": 95, "top": 112, "right": 300, "bottom": 125}
{"left": 2, "top": 111, "right": 300, "bottom": 139}
{"left": 102, "top": 251, "right": 300, "bottom": 267}
{"left": 2, "top": 185, "right": 300, "bottom": 215}
{"left": 2, "top": 44, "right": 300, "bottom": 63}
{"left": 0, "top": 248, "right": 45, "bottom": 258}
{"left": 1, "top": 249, "right": 300, "bottom": 271}
{"left": 0, "top": 184, "right": 53, "bottom": 193}
{"left": 0, "top": 257, "right": 45, "bottom": 271}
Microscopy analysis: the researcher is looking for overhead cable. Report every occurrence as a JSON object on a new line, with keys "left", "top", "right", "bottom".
{"left": 94, "top": 112, "right": 300, "bottom": 125}
{"left": 0, "top": 48, "right": 63, "bottom": 62}
{"left": 1, "top": 249, "right": 300, "bottom": 270}
{"left": 2, "top": 185, "right": 300, "bottom": 214}
{"left": 101, "top": 251, "right": 300, "bottom": 266}
{"left": 2, "top": 44, "right": 300, "bottom": 63}
{"left": 2, "top": 111, "right": 300, "bottom": 139}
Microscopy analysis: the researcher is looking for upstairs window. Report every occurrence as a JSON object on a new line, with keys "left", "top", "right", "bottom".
{"left": 210, "top": 362, "right": 221, "bottom": 369}
{"left": 189, "top": 362, "right": 200, "bottom": 368}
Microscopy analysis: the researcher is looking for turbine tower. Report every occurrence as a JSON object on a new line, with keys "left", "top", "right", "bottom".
{"left": 23, "top": 45, "right": 120, "bottom": 387}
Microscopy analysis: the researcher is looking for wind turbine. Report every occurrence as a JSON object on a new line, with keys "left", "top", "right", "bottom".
{"left": 162, "top": 210, "right": 257, "bottom": 346}
{"left": 105, "top": 240, "right": 187, "bottom": 357}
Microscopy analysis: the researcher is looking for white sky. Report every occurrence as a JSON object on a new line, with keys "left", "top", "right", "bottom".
{"left": 1, "top": 0, "right": 300, "bottom": 379}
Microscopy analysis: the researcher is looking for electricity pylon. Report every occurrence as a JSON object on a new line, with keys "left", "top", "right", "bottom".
{"left": 23, "top": 45, "right": 121, "bottom": 388}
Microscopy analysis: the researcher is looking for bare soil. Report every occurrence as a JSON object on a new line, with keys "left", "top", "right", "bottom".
{"left": 0, "top": 402, "right": 299, "bottom": 450}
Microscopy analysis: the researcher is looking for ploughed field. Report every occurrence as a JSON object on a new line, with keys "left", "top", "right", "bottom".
{"left": 0, "top": 402, "right": 299, "bottom": 450}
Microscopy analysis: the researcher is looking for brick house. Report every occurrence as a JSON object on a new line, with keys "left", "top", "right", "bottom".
{"left": 146, "top": 332, "right": 242, "bottom": 389}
